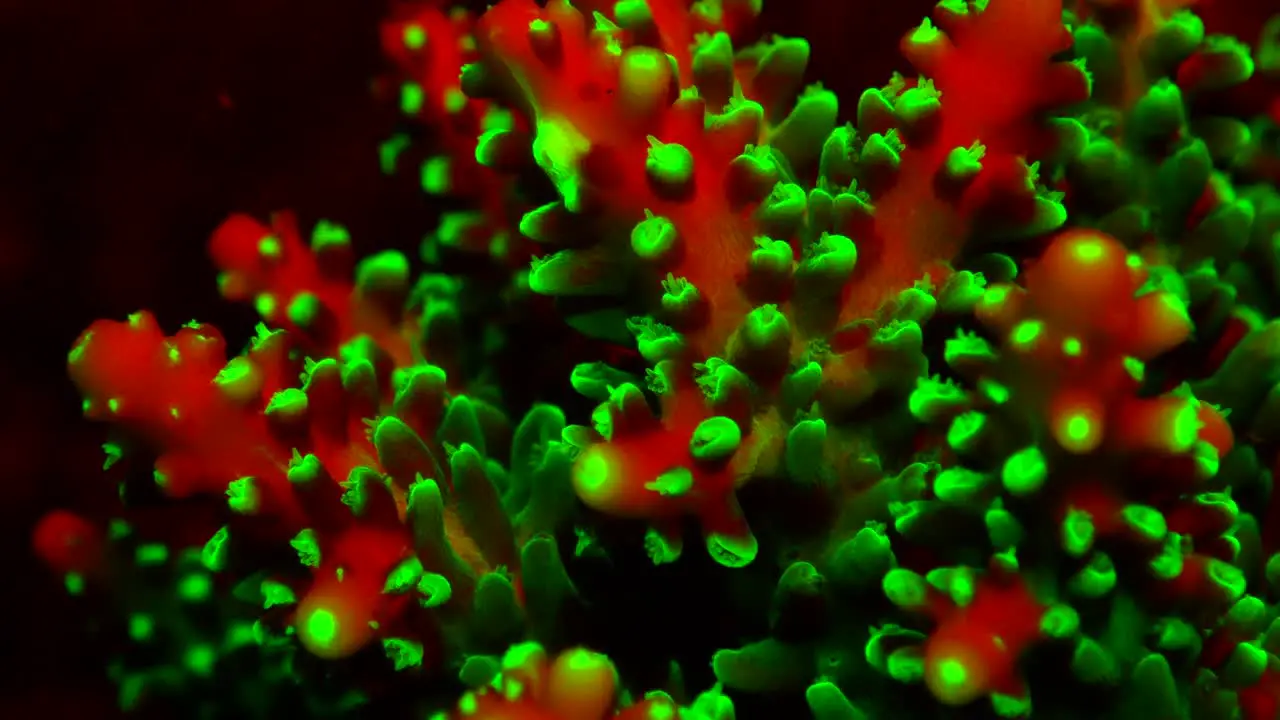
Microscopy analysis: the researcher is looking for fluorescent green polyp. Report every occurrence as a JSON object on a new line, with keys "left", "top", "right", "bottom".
{"left": 532, "top": 117, "right": 590, "bottom": 211}
{"left": 1001, "top": 447, "right": 1047, "bottom": 496}
{"left": 645, "top": 137, "right": 694, "bottom": 189}
{"left": 631, "top": 212, "right": 679, "bottom": 261}
{"left": 689, "top": 417, "right": 742, "bottom": 461}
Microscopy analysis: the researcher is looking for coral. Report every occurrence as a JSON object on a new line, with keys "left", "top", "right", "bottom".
{"left": 37, "top": 0, "right": 1280, "bottom": 718}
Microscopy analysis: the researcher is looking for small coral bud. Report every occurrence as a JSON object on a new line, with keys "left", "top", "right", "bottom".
{"left": 1070, "top": 637, "right": 1118, "bottom": 684}
{"left": 619, "top": 46, "right": 674, "bottom": 119}
{"left": 1068, "top": 553, "right": 1116, "bottom": 599}
{"left": 795, "top": 233, "right": 857, "bottom": 294}
{"left": 939, "top": 143, "right": 985, "bottom": 189}
{"left": 1147, "top": 10, "right": 1204, "bottom": 67}
{"left": 770, "top": 85, "right": 839, "bottom": 169}
{"left": 1121, "top": 504, "right": 1167, "bottom": 545}
{"left": 645, "top": 137, "right": 695, "bottom": 197}
{"left": 660, "top": 275, "right": 705, "bottom": 327}
{"left": 1130, "top": 80, "right": 1185, "bottom": 141}
{"left": 909, "top": 376, "right": 969, "bottom": 423}
{"left": 751, "top": 37, "right": 810, "bottom": 113}
{"left": 819, "top": 124, "right": 860, "bottom": 187}
{"left": 744, "top": 237, "right": 794, "bottom": 303}
{"left": 527, "top": 18, "right": 562, "bottom": 65}
{"left": 731, "top": 304, "right": 791, "bottom": 377}
{"left": 1177, "top": 36, "right": 1255, "bottom": 93}
{"left": 530, "top": 249, "right": 626, "bottom": 296}
{"left": 631, "top": 211, "right": 681, "bottom": 263}
{"left": 1001, "top": 447, "right": 1047, "bottom": 497}
{"left": 756, "top": 182, "right": 807, "bottom": 238}
{"left": 519, "top": 201, "right": 569, "bottom": 244}
{"left": 1126, "top": 654, "right": 1181, "bottom": 718}
{"left": 883, "top": 568, "right": 930, "bottom": 611}
{"left": 546, "top": 648, "right": 618, "bottom": 718}
{"left": 296, "top": 573, "right": 379, "bottom": 660}
{"left": 986, "top": 508, "right": 1023, "bottom": 550}
{"left": 782, "top": 418, "right": 826, "bottom": 486}
{"left": 1050, "top": 391, "right": 1105, "bottom": 454}
{"left": 856, "top": 88, "right": 896, "bottom": 138}
{"left": 900, "top": 18, "right": 950, "bottom": 74}
{"left": 627, "top": 316, "right": 686, "bottom": 363}
{"left": 693, "top": 32, "right": 735, "bottom": 110}
{"left": 570, "top": 362, "right": 638, "bottom": 402}
{"left": 475, "top": 128, "right": 530, "bottom": 171}
{"left": 725, "top": 147, "right": 782, "bottom": 207}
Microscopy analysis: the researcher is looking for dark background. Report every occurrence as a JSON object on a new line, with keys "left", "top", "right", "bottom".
{"left": 0, "top": 0, "right": 1269, "bottom": 716}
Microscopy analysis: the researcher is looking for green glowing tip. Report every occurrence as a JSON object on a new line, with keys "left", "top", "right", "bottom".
{"left": 1072, "top": 239, "right": 1105, "bottom": 262}
{"left": 421, "top": 156, "right": 451, "bottom": 195}
{"left": 185, "top": 644, "right": 217, "bottom": 675}
{"left": 689, "top": 417, "right": 742, "bottom": 461}
{"left": 291, "top": 529, "right": 322, "bottom": 567}
{"left": 383, "top": 638, "right": 425, "bottom": 670}
{"left": 576, "top": 450, "right": 614, "bottom": 496}
{"left": 307, "top": 608, "right": 340, "bottom": 648}
{"left": 401, "top": 83, "right": 425, "bottom": 115}
{"left": 1001, "top": 446, "right": 1046, "bottom": 496}
{"left": 136, "top": 543, "right": 168, "bottom": 566}
{"left": 179, "top": 573, "right": 213, "bottom": 602}
{"left": 645, "top": 137, "right": 695, "bottom": 188}
{"left": 935, "top": 658, "right": 968, "bottom": 690}
{"left": 202, "top": 526, "right": 230, "bottom": 571}
{"left": 1121, "top": 505, "right": 1167, "bottom": 542}
{"left": 1009, "top": 319, "right": 1043, "bottom": 349}
{"left": 403, "top": 24, "right": 426, "bottom": 51}
{"left": 1062, "top": 337, "right": 1082, "bottom": 356}
{"left": 1170, "top": 401, "right": 1202, "bottom": 452}
{"left": 258, "top": 235, "right": 282, "bottom": 259}
{"left": 564, "top": 647, "right": 607, "bottom": 672}
{"left": 1057, "top": 411, "right": 1099, "bottom": 453}
{"left": 128, "top": 614, "right": 154, "bottom": 641}
{"left": 262, "top": 579, "right": 297, "bottom": 608}
{"left": 1062, "top": 508, "right": 1095, "bottom": 557}
{"left": 226, "top": 476, "right": 260, "bottom": 514}
{"left": 631, "top": 213, "right": 679, "bottom": 260}
{"left": 644, "top": 467, "right": 694, "bottom": 496}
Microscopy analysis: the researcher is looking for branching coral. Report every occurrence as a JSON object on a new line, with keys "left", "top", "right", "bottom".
{"left": 36, "top": 0, "right": 1280, "bottom": 718}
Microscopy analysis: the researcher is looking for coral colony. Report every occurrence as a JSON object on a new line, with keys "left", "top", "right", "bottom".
{"left": 32, "top": 0, "right": 1280, "bottom": 718}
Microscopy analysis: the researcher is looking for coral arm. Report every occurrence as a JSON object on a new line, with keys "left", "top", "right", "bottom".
{"left": 447, "top": 642, "right": 729, "bottom": 719}
{"left": 210, "top": 212, "right": 416, "bottom": 365}
{"left": 67, "top": 314, "right": 293, "bottom": 503}
{"left": 923, "top": 577, "right": 1046, "bottom": 706}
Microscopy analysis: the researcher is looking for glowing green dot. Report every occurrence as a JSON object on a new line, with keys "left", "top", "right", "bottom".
{"left": 575, "top": 451, "right": 614, "bottom": 497}
{"left": 1170, "top": 401, "right": 1202, "bottom": 452}
{"left": 179, "top": 573, "right": 213, "bottom": 602}
{"left": 421, "top": 156, "right": 451, "bottom": 195}
{"left": 136, "top": 543, "right": 168, "bottom": 566}
{"left": 307, "top": 608, "right": 340, "bottom": 649}
{"left": 1002, "top": 446, "right": 1047, "bottom": 496}
{"left": 185, "top": 644, "right": 216, "bottom": 675}
{"left": 1009, "top": 320, "right": 1043, "bottom": 349}
{"left": 401, "top": 83, "right": 424, "bottom": 115}
{"left": 403, "top": 24, "right": 426, "bottom": 50}
{"left": 1073, "top": 239, "right": 1105, "bottom": 262}
{"left": 129, "top": 614, "right": 154, "bottom": 641}
{"left": 258, "top": 235, "right": 282, "bottom": 259}
{"left": 1062, "top": 337, "right": 1082, "bottom": 356}
{"left": 936, "top": 657, "right": 968, "bottom": 689}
